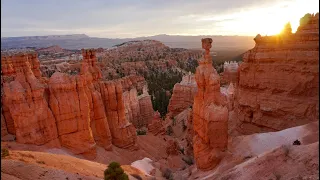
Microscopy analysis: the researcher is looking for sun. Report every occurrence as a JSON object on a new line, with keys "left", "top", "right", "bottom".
{"left": 210, "top": 0, "right": 319, "bottom": 36}
{"left": 258, "top": 0, "right": 319, "bottom": 35}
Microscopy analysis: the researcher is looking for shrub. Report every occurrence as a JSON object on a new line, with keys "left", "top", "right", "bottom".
{"left": 300, "top": 13, "right": 312, "bottom": 26}
{"left": 36, "top": 160, "right": 45, "bottom": 164}
{"left": 1, "top": 148, "right": 9, "bottom": 158}
{"left": 136, "top": 129, "right": 147, "bottom": 135}
{"left": 182, "top": 156, "right": 194, "bottom": 165}
{"left": 179, "top": 147, "right": 185, "bottom": 155}
{"left": 104, "top": 161, "right": 129, "bottom": 180}
{"left": 182, "top": 120, "right": 187, "bottom": 131}
{"left": 172, "top": 118, "right": 176, "bottom": 126}
{"left": 293, "top": 139, "right": 301, "bottom": 145}
{"left": 137, "top": 90, "right": 143, "bottom": 96}
{"left": 166, "top": 125, "right": 173, "bottom": 136}
{"left": 162, "top": 168, "right": 174, "bottom": 180}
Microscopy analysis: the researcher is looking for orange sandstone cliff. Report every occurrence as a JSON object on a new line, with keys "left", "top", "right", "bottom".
{"left": 233, "top": 13, "right": 319, "bottom": 135}
{"left": 1, "top": 49, "right": 139, "bottom": 157}
{"left": 192, "top": 38, "right": 229, "bottom": 170}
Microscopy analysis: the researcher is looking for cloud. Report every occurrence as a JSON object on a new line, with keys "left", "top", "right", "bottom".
{"left": 1, "top": 0, "right": 318, "bottom": 37}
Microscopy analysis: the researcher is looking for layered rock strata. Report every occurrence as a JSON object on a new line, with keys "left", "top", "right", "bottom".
{"left": 192, "top": 38, "right": 229, "bottom": 170}
{"left": 234, "top": 13, "right": 319, "bottom": 135}
{"left": 223, "top": 61, "right": 239, "bottom": 84}
{"left": 148, "top": 111, "right": 165, "bottom": 136}
{"left": 1, "top": 49, "right": 139, "bottom": 156}
{"left": 2, "top": 54, "right": 58, "bottom": 146}
{"left": 120, "top": 76, "right": 154, "bottom": 128}
{"left": 168, "top": 73, "right": 197, "bottom": 116}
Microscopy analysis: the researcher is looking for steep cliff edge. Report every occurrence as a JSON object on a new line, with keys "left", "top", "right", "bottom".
{"left": 192, "top": 38, "right": 229, "bottom": 170}
{"left": 233, "top": 13, "right": 319, "bottom": 135}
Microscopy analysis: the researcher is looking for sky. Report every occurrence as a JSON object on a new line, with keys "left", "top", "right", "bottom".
{"left": 1, "top": 0, "right": 319, "bottom": 38}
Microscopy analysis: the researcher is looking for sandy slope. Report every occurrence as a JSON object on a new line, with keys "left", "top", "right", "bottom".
{"left": 1, "top": 150, "right": 153, "bottom": 180}
{"left": 175, "top": 121, "right": 319, "bottom": 180}
{"left": 1, "top": 134, "right": 172, "bottom": 180}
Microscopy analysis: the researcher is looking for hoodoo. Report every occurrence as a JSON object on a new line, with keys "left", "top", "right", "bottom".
{"left": 192, "top": 38, "right": 229, "bottom": 170}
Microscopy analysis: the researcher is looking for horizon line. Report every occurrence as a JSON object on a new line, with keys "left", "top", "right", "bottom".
{"left": 1, "top": 33, "right": 256, "bottom": 39}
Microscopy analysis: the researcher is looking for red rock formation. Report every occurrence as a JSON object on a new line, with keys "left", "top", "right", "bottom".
{"left": 123, "top": 87, "right": 141, "bottom": 127}
{"left": 90, "top": 89, "right": 112, "bottom": 150}
{"left": 1, "top": 112, "right": 8, "bottom": 137}
{"left": 148, "top": 111, "right": 165, "bottom": 136}
{"left": 192, "top": 38, "right": 229, "bottom": 170}
{"left": 234, "top": 14, "right": 319, "bottom": 135}
{"left": 1, "top": 48, "right": 139, "bottom": 155}
{"left": 186, "top": 109, "right": 194, "bottom": 157}
{"left": 80, "top": 49, "right": 112, "bottom": 150}
{"left": 100, "top": 81, "right": 137, "bottom": 149}
{"left": 48, "top": 73, "right": 96, "bottom": 154}
{"left": 168, "top": 73, "right": 197, "bottom": 116}
{"left": 222, "top": 61, "right": 239, "bottom": 84}
{"left": 166, "top": 139, "right": 179, "bottom": 156}
{"left": 1, "top": 53, "right": 42, "bottom": 78}
{"left": 118, "top": 75, "right": 153, "bottom": 128}
{"left": 1, "top": 53, "right": 59, "bottom": 146}
{"left": 138, "top": 88, "right": 154, "bottom": 127}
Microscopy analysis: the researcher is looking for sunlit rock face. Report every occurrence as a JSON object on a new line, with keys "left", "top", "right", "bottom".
{"left": 1, "top": 53, "right": 59, "bottom": 146}
{"left": 233, "top": 13, "right": 319, "bottom": 135}
{"left": 1, "top": 49, "right": 140, "bottom": 156}
{"left": 192, "top": 38, "right": 229, "bottom": 170}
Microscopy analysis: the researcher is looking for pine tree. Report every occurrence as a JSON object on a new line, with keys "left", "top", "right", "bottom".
{"left": 104, "top": 162, "right": 129, "bottom": 180}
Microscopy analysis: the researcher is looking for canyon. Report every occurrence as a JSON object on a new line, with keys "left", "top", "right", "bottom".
{"left": 1, "top": 49, "right": 159, "bottom": 157}
{"left": 1, "top": 13, "right": 319, "bottom": 180}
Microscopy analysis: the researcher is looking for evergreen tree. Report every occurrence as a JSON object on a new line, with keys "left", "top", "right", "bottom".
{"left": 104, "top": 162, "right": 129, "bottom": 180}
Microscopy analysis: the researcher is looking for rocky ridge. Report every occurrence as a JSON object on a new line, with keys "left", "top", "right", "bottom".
{"left": 233, "top": 13, "right": 319, "bottom": 135}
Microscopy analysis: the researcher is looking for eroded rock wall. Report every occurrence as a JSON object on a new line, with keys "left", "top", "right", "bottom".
{"left": 168, "top": 73, "right": 197, "bottom": 116}
{"left": 234, "top": 13, "right": 319, "bottom": 135}
{"left": 2, "top": 54, "right": 58, "bottom": 146}
{"left": 1, "top": 49, "right": 139, "bottom": 155}
{"left": 119, "top": 75, "right": 154, "bottom": 128}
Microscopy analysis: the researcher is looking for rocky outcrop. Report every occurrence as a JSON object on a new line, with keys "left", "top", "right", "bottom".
{"left": 148, "top": 111, "right": 165, "bottom": 136}
{"left": 192, "top": 38, "right": 229, "bottom": 170}
{"left": 1, "top": 49, "right": 138, "bottom": 155}
{"left": 166, "top": 139, "right": 179, "bottom": 156}
{"left": 233, "top": 13, "right": 319, "bottom": 135}
{"left": 168, "top": 73, "right": 197, "bottom": 116}
{"left": 1, "top": 53, "right": 42, "bottom": 78}
{"left": 138, "top": 87, "right": 154, "bottom": 128}
{"left": 48, "top": 73, "right": 96, "bottom": 154}
{"left": 1, "top": 112, "right": 8, "bottom": 137}
{"left": 119, "top": 76, "right": 154, "bottom": 128}
{"left": 222, "top": 61, "right": 239, "bottom": 84}
{"left": 100, "top": 80, "right": 137, "bottom": 149}
{"left": 2, "top": 54, "right": 59, "bottom": 146}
